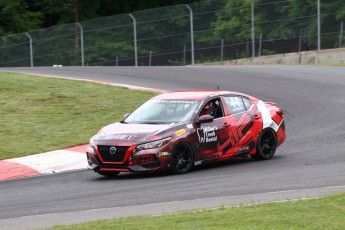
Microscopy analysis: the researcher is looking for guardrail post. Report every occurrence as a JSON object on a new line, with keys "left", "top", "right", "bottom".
{"left": 25, "top": 33, "right": 33, "bottom": 67}
{"left": 129, "top": 14, "right": 138, "bottom": 66}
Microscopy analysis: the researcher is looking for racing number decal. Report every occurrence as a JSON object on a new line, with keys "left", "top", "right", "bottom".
{"left": 229, "top": 97, "right": 243, "bottom": 111}
{"left": 217, "top": 113, "right": 251, "bottom": 154}
{"left": 225, "top": 96, "right": 246, "bottom": 114}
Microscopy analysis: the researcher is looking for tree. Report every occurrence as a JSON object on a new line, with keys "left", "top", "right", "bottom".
{"left": 279, "top": 0, "right": 345, "bottom": 49}
{"left": 212, "top": 0, "right": 259, "bottom": 58}
{"left": 0, "top": 0, "right": 42, "bottom": 35}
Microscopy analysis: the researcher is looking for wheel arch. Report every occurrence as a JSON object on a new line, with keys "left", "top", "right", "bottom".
{"left": 252, "top": 127, "right": 278, "bottom": 160}
{"left": 169, "top": 141, "right": 195, "bottom": 174}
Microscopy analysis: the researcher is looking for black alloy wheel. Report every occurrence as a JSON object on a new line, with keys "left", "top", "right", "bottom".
{"left": 170, "top": 142, "right": 194, "bottom": 174}
{"left": 252, "top": 128, "right": 277, "bottom": 160}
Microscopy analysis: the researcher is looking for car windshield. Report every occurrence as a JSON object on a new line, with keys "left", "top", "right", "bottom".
{"left": 124, "top": 99, "right": 201, "bottom": 124}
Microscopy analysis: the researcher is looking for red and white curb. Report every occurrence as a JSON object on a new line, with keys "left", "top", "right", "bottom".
{"left": 0, "top": 75, "right": 169, "bottom": 181}
{"left": 31, "top": 73, "right": 169, "bottom": 93}
{"left": 0, "top": 145, "right": 89, "bottom": 181}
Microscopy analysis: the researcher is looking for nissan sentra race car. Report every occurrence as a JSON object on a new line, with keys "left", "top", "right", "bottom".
{"left": 87, "top": 90, "right": 286, "bottom": 176}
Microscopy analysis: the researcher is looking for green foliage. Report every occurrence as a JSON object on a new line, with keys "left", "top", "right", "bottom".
{"left": 213, "top": 0, "right": 253, "bottom": 42}
{"left": 0, "top": 0, "right": 42, "bottom": 35}
{"left": 1, "top": 0, "right": 345, "bottom": 66}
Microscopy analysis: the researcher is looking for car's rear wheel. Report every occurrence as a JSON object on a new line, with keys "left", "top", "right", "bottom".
{"left": 252, "top": 128, "right": 277, "bottom": 160}
{"left": 96, "top": 171, "right": 120, "bottom": 177}
{"left": 170, "top": 142, "right": 194, "bottom": 174}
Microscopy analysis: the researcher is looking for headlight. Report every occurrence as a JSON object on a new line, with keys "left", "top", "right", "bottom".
{"left": 89, "top": 138, "right": 96, "bottom": 149}
{"left": 136, "top": 137, "right": 171, "bottom": 152}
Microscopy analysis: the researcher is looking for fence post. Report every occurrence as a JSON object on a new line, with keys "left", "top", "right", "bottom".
{"left": 258, "top": 33, "right": 262, "bottom": 56}
{"left": 183, "top": 45, "right": 186, "bottom": 65}
{"left": 76, "top": 23, "right": 84, "bottom": 66}
{"left": 299, "top": 29, "right": 303, "bottom": 53}
{"left": 25, "top": 33, "right": 33, "bottom": 67}
{"left": 317, "top": 0, "right": 321, "bottom": 51}
{"left": 129, "top": 14, "right": 138, "bottom": 66}
{"left": 116, "top": 56, "right": 118, "bottom": 66}
{"left": 221, "top": 38, "right": 224, "bottom": 62}
{"left": 149, "top": 51, "right": 152, "bottom": 66}
{"left": 339, "top": 22, "right": 343, "bottom": 48}
{"left": 186, "top": 5, "right": 195, "bottom": 65}
{"left": 251, "top": 0, "right": 255, "bottom": 58}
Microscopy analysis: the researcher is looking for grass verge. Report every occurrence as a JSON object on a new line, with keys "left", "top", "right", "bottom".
{"left": 0, "top": 72, "right": 157, "bottom": 160}
{"left": 49, "top": 193, "right": 345, "bottom": 229}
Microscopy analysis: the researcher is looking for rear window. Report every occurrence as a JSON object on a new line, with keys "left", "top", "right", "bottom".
{"left": 242, "top": 97, "right": 252, "bottom": 110}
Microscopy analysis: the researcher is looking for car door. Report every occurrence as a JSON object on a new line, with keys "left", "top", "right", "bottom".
{"left": 193, "top": 97, "right": 229, "bottom": 162}
{"left": 216, "top": 95, "right": 256, "bottom": 158}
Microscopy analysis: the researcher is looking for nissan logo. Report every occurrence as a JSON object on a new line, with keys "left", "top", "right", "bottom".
{"left": 109, "top": 146, "right": 117, "bottom": 155}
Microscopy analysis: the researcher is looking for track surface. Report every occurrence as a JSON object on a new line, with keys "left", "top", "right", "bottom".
{"left": 1, "top": 66, "right": 345, "bottom": 229}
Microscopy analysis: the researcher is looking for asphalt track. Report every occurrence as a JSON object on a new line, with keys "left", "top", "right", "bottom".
{"left": 1, "top": 66, "right": 345, "bottom": 229}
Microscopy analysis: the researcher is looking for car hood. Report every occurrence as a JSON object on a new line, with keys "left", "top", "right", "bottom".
{"left": 92, "top": 122, "right": 183, "bottom": 146}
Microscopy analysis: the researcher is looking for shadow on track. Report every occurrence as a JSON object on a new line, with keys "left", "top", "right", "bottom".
{"left": 90, "top": 156, "right": 265, "bottom": 181}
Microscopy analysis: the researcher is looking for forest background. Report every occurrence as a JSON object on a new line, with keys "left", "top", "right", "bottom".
{"left": 1, "top": 0, "right": 344, "bottom": 66}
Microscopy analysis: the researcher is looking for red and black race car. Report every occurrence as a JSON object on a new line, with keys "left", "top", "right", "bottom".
{"left": 87, "top": 90, "right": 286, "bottom": 176}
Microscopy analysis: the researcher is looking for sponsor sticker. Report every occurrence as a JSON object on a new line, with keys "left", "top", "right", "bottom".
{"left": 102, "top": 134, "right": 136, "bottom": 140}
{"left": 175, "top": 129, "right": 186, "bottom": 137}
{"left": 236, "top": 146, "right": 250, "bottom": 152}
{"left": 194, "top": 160, "right": 202, "bottom": 166}
{"left": 152, "top": 100, "right": 196, "bottom": 104}
{"left": 158, "top": 152, "right": 170, "bottom": 157}
{"left": 114, "top": 134, "right": 135, "bottom": 140}
{"left": 197, "top": 126, "right": 218, "bottom": 143}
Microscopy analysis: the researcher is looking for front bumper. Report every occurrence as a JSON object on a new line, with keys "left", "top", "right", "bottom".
{"left": 86, "top": 145, "right": 171, "bottom": 173}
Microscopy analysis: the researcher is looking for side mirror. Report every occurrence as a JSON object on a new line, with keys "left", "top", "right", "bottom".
{"left": 123, "top": 113, "right": 130, "bottom": 119}
{"left": 197, "top": 115, "right": 214, "bottom": 124}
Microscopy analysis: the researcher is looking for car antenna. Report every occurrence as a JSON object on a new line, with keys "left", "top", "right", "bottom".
{"left": 217, "top": 85, "right": 220, "bottom": 90}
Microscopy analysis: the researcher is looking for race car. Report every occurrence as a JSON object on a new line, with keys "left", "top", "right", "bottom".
{"left": 86, "top": 90, "right": 286, "bottom": 176}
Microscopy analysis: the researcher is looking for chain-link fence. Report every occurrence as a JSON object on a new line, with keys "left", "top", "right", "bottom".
{"left": 1, "top": 0, "right": 344, "bottom": 67}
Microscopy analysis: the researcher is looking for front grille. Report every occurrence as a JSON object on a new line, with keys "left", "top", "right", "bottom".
{"left": 97, "top": 145, "right": 130, "bottom": 163}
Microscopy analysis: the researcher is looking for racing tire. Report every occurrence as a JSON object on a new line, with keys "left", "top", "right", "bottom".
{"left": 252, "top": 128, "right": 277, "bottom": 160}
{"left": 170, "top": 142, "right": 194, "bottom": 174}
{"left": 96, "top": 171, "right": 120, "bottom": 177}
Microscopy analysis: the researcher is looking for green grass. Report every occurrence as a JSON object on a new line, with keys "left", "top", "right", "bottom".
{"left": 0, "top": 72, "right": 157, "bottom": 160}
{"left": 316, "top": 63, "right": 345, "bottom": 66}
{"left": 49, "top": 193, "right": 345, "bottom": 230}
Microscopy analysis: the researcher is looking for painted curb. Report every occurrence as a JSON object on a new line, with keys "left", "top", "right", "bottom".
{"left": 0, "top": 145, "right": 88, "bottom": 181}
{"left": 1, "top": 76, "right": 169, "bottom": 181}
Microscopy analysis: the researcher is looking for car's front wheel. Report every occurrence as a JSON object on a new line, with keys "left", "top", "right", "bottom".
{"left": 170, "top": 142, "right": 194, "bottom": 174}
{"left": 252, "top": 128, "right": 277, "bottom": 160}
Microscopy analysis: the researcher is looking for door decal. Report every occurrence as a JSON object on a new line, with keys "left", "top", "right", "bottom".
{"left": 197, "top": 126, "right": 218, "bottom": 143}
{"left": 217, "top": 113, "right": 251, "bottom": 154}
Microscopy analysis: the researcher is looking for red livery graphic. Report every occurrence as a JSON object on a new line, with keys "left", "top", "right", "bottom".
{"left": 86, "top": 90, "right": 286, "bottom": 176}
